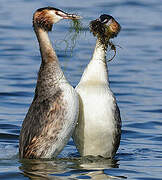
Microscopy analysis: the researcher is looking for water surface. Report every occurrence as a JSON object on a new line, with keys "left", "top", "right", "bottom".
{"left": 0, "top": 0, "right": 162, "bottom": 179}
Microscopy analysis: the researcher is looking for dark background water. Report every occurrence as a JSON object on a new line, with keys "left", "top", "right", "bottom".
{"left": 0, "top": 0, "right": 162, "bottom": 179}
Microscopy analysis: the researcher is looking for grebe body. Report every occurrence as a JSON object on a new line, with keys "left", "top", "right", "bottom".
{"left": 73, "top": 15, "right": 121, "bottom": 158}
{"left": 19, "top": 7, "right": 80, "bottom": 159}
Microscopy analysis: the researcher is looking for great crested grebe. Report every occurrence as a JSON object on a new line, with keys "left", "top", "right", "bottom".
{"left": 73, "top": 14, "right": 121, "bottom": 158}
{"left": 19, "top": 7, "right": 80, "bottom": 159}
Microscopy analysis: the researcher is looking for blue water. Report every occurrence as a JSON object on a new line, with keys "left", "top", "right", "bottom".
{"left": 0, "top": 0, "right": 162, "bottom": 179}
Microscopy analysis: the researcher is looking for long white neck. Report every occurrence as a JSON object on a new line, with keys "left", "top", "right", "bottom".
{"left": 79, "top": 38, "right": 109, "bottom": 85}
{"left": 91, "top": 38, "right": 107, "bottom": 62}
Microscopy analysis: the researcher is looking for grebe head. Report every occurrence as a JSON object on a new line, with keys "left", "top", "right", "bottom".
{"left": 99, "top": 14, "right": 121, "bottom": 38}
{"left": 33, "top": 7, "right": 81, "bottom": 31}
{"left": 90, "top": 14, "right": 121, "bottom": 41}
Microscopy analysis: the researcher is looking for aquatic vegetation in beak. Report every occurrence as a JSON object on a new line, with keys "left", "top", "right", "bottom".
{"left": 90, "top": 18, "right": 121, "bottom": 62}
{"left": 55, "top": 18, "right": 84, "bottom": 54}
{"left": 66, "top": 19, "right": 84, "bottom": 52}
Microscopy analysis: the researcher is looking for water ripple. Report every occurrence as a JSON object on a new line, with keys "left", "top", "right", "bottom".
{"left": 0, "top": 0, "right": 162, "bottom": 179}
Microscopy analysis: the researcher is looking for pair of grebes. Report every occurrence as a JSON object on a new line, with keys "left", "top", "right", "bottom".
{"left": 19, "top": 7, "right": 121, "bottom": 159}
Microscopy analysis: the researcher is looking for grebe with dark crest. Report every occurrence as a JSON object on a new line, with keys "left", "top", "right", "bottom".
{"left": 73, "top": 14, "right": 121, "bottom": 158}
{"left": 19, "top": 7, "right": 81, "bottom": 159}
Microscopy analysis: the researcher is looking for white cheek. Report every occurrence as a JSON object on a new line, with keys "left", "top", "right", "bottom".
{"left": 106, "top": 19, "right": 113, "bottom": 26}
{"left": 49, "top": 11, "right": 63, "bottom": 24}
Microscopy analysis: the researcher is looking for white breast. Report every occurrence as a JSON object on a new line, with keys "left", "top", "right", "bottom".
{"left": 73, "top": 60, "right": 121, "bottom": 158}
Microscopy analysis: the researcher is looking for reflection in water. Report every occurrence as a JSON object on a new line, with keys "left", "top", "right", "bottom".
{"left": 1, "top": 0, "right": 162, "bottom": 179}
{"left": 19, "top": 159, "right": 67, "bottom": 179}
{"left": 19, "top": 156, "right": 125, "bottom": 179}
{"left": 80, "top": 171, "right": 122, "bottom": 180}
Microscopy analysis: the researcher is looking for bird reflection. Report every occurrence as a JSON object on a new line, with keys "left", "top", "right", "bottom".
{"left": 19, "top": 159, "right": 66, "bottom": 179}
{"left": 19, "top": 156, "right": 125, "bottom": 180}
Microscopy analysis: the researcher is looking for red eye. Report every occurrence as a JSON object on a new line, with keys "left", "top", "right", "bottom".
{"left": 55, "top": 11, "right": 59, "bottom": 16}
